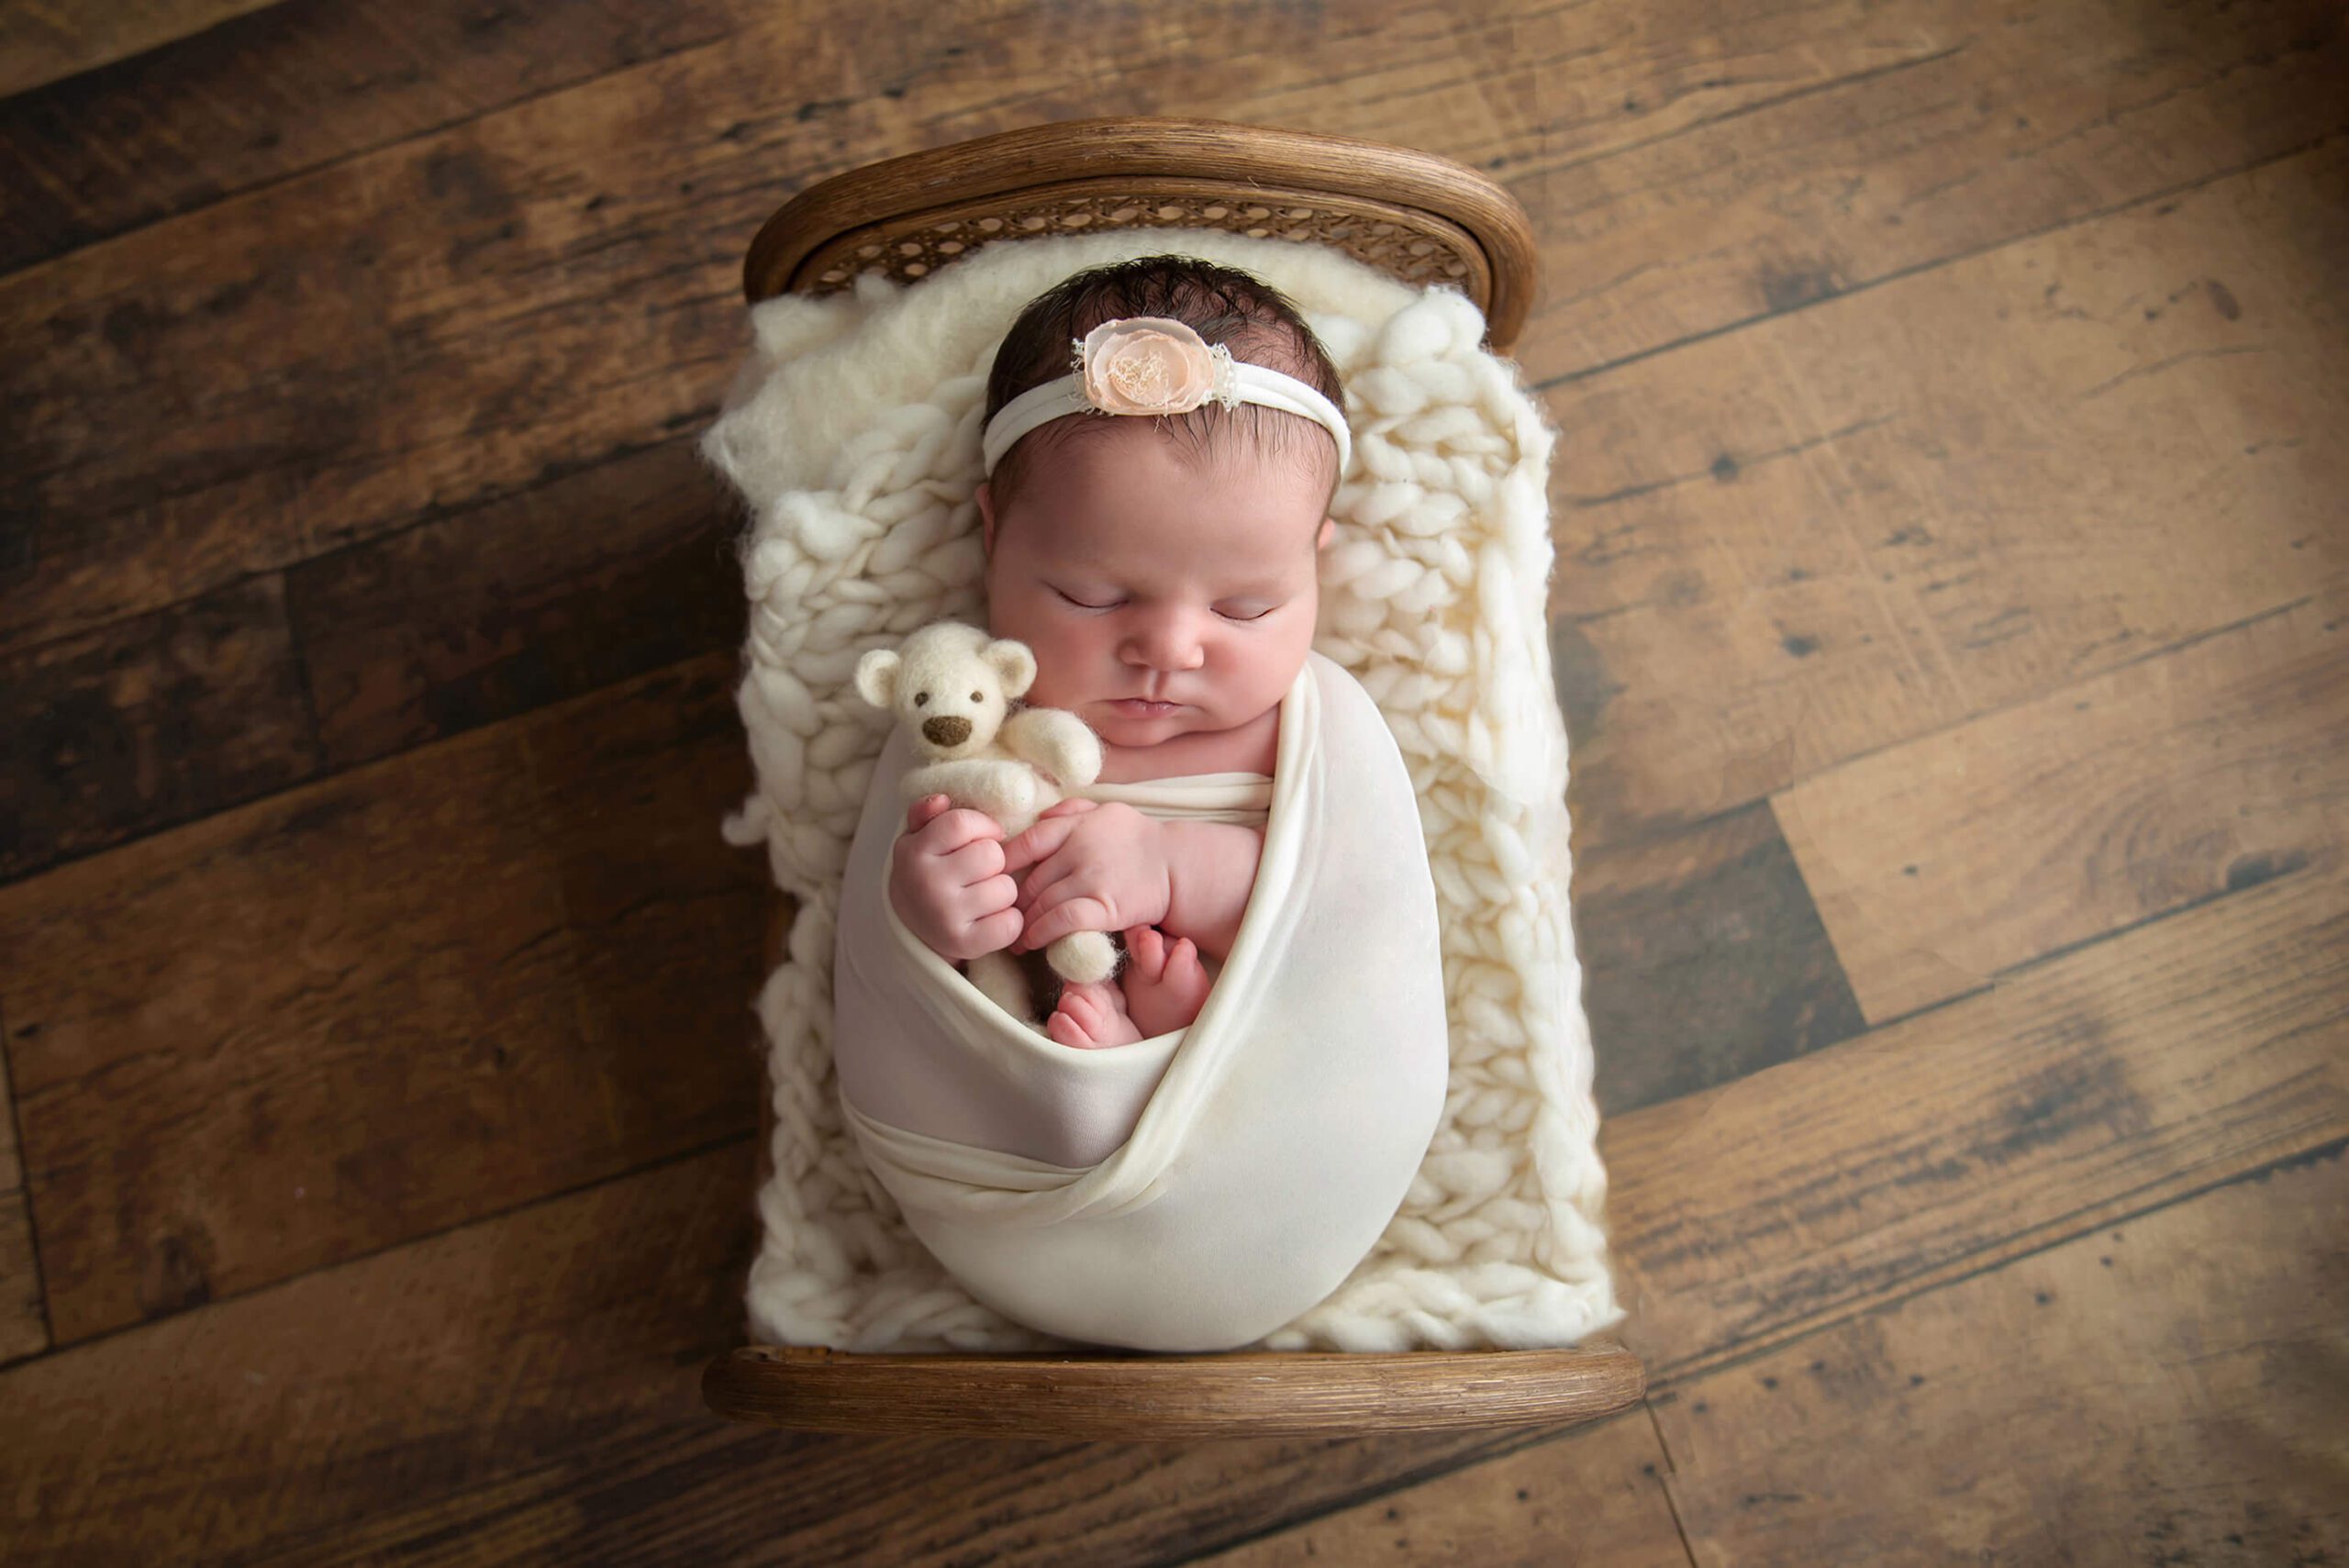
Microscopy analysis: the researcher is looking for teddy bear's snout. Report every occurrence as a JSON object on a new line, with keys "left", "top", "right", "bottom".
{"left": 922, "top": 715, "right": 974, "bottom": 748}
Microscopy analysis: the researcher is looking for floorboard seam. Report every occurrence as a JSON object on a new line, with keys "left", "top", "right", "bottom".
{"left": 1642, "top": 1130, "right": 2349, "bottom": 1391}
{"left": 1533, "top": 125, "right": 2349, "bottom": 393}
{"left": 0, "top": 22, "right": 741, "bottom": 285}
{"left": 0, "top": 995, "right": 58, "bottom": 1364}
{"left": 15, "top": 1127, "right": 756, "bottom": 1367}
{"left": 1645, "top": 1396, "right": 1703, "bottom": 1568}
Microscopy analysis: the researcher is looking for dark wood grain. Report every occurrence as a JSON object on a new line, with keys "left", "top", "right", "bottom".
{"left": 0, "top": 0, "right": 283, "bottom": 98}
{"left": 1197, "top": 1412, "right": 1689, "bottom": 1567}
{"left": 1609, "top": 850, "right": 2349, "bottom": 1385}
{"left": 0, "top": 652, "right": 766, "bottom": 1344}
{"left": 1512, "top": 0, "right": 2347, "bottom": 377}
{"left": 0, "top": 573, "right": 317, "bottom": 883}
{"left": 1549, "top": 137, "right": 2349, "bottom": 849}
{"left": 0, "top": 1041, "right": 45, "bottom": 1363}
{"left": 0, "top": 0, "right": 740, "bottom": 275}
{"left": 0, "top": 1140, "right": 764, "bottom": 1565}
{"left": 1652, "top": 1143, "right": 2349, "bottom": 1563}
{"left": 287, "top": 435, "right": 741, "bottom": 769}
{"left": 1778, "top": 588, "right": 2349, "bottom": 1020}
{"left": 1569, "top": 800, "right": 1865, "bottom": 1117}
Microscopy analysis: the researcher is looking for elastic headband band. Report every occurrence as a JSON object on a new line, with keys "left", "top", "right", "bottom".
{"left": 981, "top": 317, "right": 1352, "bottom": 478}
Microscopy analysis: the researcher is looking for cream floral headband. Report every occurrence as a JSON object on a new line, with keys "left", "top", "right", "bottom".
{"left": 980, "top": 317, "right": 1352, "bottom": 476}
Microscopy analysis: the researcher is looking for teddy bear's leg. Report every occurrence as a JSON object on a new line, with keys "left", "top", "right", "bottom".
{"left": 1045, "top": 930, "right": 1119, "bottom": 986}
{"left": 964, "top": 951, "right": 1039, "bottom": 1024}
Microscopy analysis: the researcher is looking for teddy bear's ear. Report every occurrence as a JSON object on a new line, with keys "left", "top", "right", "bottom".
{"left": 853, "top": 649, "right": 901, "bottom": 708}
{"left": 985, "top": 639, "right": 1036, "bottom": 700}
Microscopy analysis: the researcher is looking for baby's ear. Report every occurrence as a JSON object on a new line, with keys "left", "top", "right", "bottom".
{"left": 853, "top": 649, "right": 901, "bottom": 709}
{"left": 1317, "top": 517, "right": 1336, "bottom": 550}
{"left": 984, "top": 638, "right": 1036, "bottom": 700}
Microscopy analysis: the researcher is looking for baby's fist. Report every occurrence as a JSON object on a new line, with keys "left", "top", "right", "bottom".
{"left": 889, "top": 796, "right": 1021, "bottom": 962}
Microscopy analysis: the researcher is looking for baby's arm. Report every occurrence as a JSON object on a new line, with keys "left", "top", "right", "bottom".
{"left": 1156, "top": 821, "right": 1262, "bottom": 962}
{"left": 1004, "top": 805, "right": 1261, "bottom": 966}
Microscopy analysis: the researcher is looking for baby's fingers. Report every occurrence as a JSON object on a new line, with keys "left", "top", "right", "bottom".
{"left": 962, "top": 904, "right": 1023, "bottom": 957}
{"left": 904, "top": 794, "right": 952, "bottom": 835}
{"left": 1000, "top": 812, "right": 1079, "bottom": 873}
{"left": 918, "top": 806, "right": 1005, "bottom": 854}
{"left": 1017, "top": 893, "right": 1114, "bottom": 954}
{"left": 939, "top": 836, "right": 1006, "bottom": 884}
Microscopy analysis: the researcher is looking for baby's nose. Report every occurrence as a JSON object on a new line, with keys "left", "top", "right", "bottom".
{"left": 922, "top": 715, "right": 973, "bottom": 748}
{"left": 1125, "top": 615, "right": 1207, "bottom": 671}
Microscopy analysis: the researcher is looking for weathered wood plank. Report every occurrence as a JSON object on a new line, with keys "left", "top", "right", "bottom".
{"left": 1569, "top": 798, "right": 1865, "bottom": 1117}
{"left": 0, "top": 0, "right": 740, "bottom": 274}
{"left": 0, "top": 1035, "right": 47, "bottom": 1363}
{"left": 286, "top": 435, "right": 741, "bottom": 769}
{"left": 1608, "top": 846, "right": 2349, "bottom": 1385}
{"left": 1653, "top": 1142, "right": 2349, "bottom": 1563}
{"left": 1777, "top": 589, "right": 2349, "bottom": 1021}
{"left": 0, "top": 651, "right": 767, "bottom": 1345}
{"left": 0, "top": 1140, "right": 765, "bottom": 1565}
{"left": 1513, "top": 0, "right": 2348, "bottom": 375}
{"left": 1552, "top": 138, "right": 2349, "bottom": 848}
{"left": 0, "top": 0, "right": 283, "bottom": 98}
{"left": 1197, "top": 1412, "right": 1691, "bottom": 1567}
{"left": 0, "top": 573, "right": 318, "bottom": 883}
{"left": 6, "top": 0, "right": 2339, "bottom": 666}
{"left": 0, "top": 438, "right": 740, "bottom": 886}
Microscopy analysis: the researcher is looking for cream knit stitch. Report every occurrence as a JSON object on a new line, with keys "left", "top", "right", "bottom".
{"left": 703, "top": 229, "right": 1621, "bottom": 1351}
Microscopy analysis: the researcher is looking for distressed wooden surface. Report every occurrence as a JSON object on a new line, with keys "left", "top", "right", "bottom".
{"left": 1779, "top": 589, "right": 2349, "bottom": 1021}
{"left": 0, "top": 1040, "right": 46, "bottom": 1363}
{"left": 1653, "top": 1142, "right": 2349, "bottom": 1563}
{"left": 0, "top": 654, "right": 767, "bottom": 1344}
{"left": 0, "top": 0, "right": 284, "bottom": 97}
{"left": 3, "top": 0, "right": 2344, "bottom": 1560}
{"left": 1197, "top": 1412, "right": 1690, "bottom": 1566}
{"left": 1550, "top": 138, "right": 2349, "bottom": 850}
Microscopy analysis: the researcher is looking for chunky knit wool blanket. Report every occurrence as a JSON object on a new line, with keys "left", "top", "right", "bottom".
{"left": 703, "top": 228, "right": 1623, "bottom": 1351}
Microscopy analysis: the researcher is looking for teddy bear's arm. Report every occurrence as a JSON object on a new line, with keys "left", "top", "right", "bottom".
{"left": 999, "top": 707, "right": 1104, "bottom": 789}
{"left": 905, "top": 758, "right": 1043, "bottom": 823}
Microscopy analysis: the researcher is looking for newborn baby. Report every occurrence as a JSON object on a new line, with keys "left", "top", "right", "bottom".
{"left": 888, "top": 255, "right": 1348, "bottom": 1049}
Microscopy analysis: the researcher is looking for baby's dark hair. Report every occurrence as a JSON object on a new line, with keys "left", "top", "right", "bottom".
{"left": 985, "top": 255, "right": 1345, "bottom": 509}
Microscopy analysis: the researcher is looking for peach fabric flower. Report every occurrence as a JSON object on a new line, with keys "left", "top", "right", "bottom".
{"left": 1078, "top": 317, "right": 1225, "bottom": 415}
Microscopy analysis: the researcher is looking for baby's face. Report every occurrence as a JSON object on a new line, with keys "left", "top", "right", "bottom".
{"left": 980, "top": 419, "right": 1333, "bottom": 752}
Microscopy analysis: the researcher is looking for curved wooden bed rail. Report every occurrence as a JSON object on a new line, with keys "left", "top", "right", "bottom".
{"left": 741, "top": 116, "right": 1540, "bottom": 351}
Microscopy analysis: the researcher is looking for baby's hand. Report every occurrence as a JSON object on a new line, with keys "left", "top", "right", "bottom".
{"left": 1002, "top": 799, "right": 1171, "bottom": 953}
{"left": 889, "top": 795, "right": 1021, "bottom": 962}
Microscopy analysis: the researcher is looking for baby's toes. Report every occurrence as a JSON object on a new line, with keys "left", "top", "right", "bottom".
{"left": 1164, "top": 939, "right": 1212, "bottom": 1006}
{"left": 1123, "top": 924, "right": 1165, "bottom": 980}
{"left": 1045, "top": 1007, "right": 1094, "bottom": 1050}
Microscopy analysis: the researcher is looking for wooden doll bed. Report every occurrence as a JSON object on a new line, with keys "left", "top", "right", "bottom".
{"left": 700, "top": 117, "right": 1642, "bottom": 1439}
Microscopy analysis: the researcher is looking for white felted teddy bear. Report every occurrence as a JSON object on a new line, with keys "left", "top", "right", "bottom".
{"left": 853, "top": 620, "right": 1119, "bottom": 1024}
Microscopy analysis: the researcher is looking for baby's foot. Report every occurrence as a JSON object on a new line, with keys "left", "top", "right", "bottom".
{"left": 1120, "top": 925, "right": 1212, "bottom": 1038}
{"left": 1047, "top": 979, "right": 1142, "bottom": 1051}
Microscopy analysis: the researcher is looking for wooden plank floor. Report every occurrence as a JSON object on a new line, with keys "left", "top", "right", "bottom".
{"left": 4, "top": 0, "right": 2343, "bottom": 1561}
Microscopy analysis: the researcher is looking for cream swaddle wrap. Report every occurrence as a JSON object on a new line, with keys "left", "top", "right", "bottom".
{"left": 832, "top": 652, "right": 1448, "bottom": 1351}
